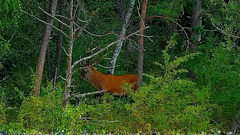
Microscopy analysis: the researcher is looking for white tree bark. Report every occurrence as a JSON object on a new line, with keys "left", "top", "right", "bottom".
{"left": 107, "top": 0, "right": 135, "bottom": 75}
{"left": 64, "top": 0, "right": 74, "bottom": 106}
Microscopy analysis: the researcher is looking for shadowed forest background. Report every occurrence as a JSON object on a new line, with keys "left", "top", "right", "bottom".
{"left": 0, "top": 0, "right": 240, "bottom": 134}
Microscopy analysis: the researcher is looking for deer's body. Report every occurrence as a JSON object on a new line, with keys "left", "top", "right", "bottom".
{"left": 81, "top": 67, "right": 138, "bottom": 96}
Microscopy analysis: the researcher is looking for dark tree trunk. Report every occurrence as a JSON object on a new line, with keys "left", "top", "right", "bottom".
{"left": 137, "top": 0, "right": 148, "bottom": 88}
{"left": 54, "top": 0, "right": 64, "bottom": 85}
{"left": 33, "top": 0, "right": 58, "bottom": 96}
{"left": 107, "top": 0, "right": 135, "bottom": 75}
{"left": 116, "top": 0, "right": 126, "bottom": 19}
{"left": 47, "top": 47, "right": 52, "bottom": 79}
{"left": 191, "top": 0, "right": 202, "bottom": 52}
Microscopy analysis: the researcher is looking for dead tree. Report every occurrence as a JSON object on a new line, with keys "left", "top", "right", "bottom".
{"left": 33, "top": 0, "right": 58, "bottom": 96}
{"left": 107, "top": 0, "right": 136, "bottom": 75}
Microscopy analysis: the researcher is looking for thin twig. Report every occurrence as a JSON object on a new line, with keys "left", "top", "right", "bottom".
{"left": 60, "top": 76, "right": 66, "bottom": 81}
{"left": 74, "top": 8, "right": 99, "bottom": 38}
{"left": 73, "top": 0, "right": 79, "bottom": 18}
{"left": 97, "top": 64, "right": 121, "bottom": 69}
{"left": 206, "top": 14, "right": 240, "bottom": 38}
{"left": 74, "top": 90, "right": 106, "bottom": 98}
{"left": 84, "top": 30, "right": 116, "bottom": 37}
{"left": 8, "top": 30, "right": 17, "bottom": 43}
{"left": 135, "top": 34, "right": 153, "bottom": 42}
{"left": 0, "top": 76, "right": 8, "bottom": 83}
{"left": 22, "top": 10, "right": 69, "bottom": 38}
{"left": 144, "top": 15, "right": 190, "bottom": 44}
{"left": 55, "top": 14, "right": 70, "bottom": 21}
{"left": 65, "top": 90, "right": 107, "bottom": 102}
{"left": 38, "top": 6, "right": 70, "bottom": 28}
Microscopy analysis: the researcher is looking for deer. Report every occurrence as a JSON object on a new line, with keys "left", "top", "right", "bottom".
{"left": 80, "top": 47, "right": 138, "bottom": 96}
{"left": 81, "top": 66, "right": 138, "bottom": 96}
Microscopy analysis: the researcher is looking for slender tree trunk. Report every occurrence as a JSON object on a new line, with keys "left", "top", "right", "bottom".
{"left": 107, "top": 0, "right": 135, "bottom": 75}
{"left": 137, "top": 0, "right": 148, "bottom": 88}
{"left": 47, "top": 47, "right": 52, "bottom": 79}
{"left": 54, "top": 0, "right": 64, "bottom": 86}
{"left": 33, "top": 0, "right": 58, "bottom": 96}
{"left": 116, "top": 0, "right": 126, "bottom": 19}
{"left": 191, "top": 0, "right": 202, "bottom": 52}
{"left": 64, "top": 0, "right": 74, "bottom": 106}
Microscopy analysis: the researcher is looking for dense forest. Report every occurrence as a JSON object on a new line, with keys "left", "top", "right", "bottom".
{"left": 0, "top": 0, "right": 240, "bottom": 134}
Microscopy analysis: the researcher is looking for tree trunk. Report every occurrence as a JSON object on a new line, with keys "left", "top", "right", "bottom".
{"left": 137, "top": 0, "right": 148, "bottom": 88}
{"left": 33, "top": 0, "right": 58, "bottom": 96}
{"left": 191, "top": 0, "right": 202, "bottom": 52}
{"left": 54, "top": 0, "right": 64, "bottom": 85}
{"left": 63, "top": 0, "right": 74, "bottom": 106}
{"left": 116, "top": 0, "right": 125, "bottom": 19}
{"left": 47, "top": 47, "right": 52, "bottom": 79}
{"left": 107, "top": 0, "right": 135, "bottom": 75}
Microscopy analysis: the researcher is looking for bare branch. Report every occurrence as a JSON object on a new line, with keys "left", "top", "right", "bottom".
{"left": 74, "top": 8, "right": 99, "bottom": 39}
{"left": 0, "top": 76, "right": 8, "bottom": 83}
{"left": 73, "top": 0, "right": 79, "bottom": 18}
{"left": 71, "top": 27, "right": 149, "bottom": 69}
{"left": 62, "top": 47, "right": 69, "bottom": 57}
{"left": 135, "top": 34, "right": 153, "bottom": 42}
{"left": 65, "top": 90, "right": 107, "bottom": 102}
{"left": 71, "top": 40, "right": 118, "bottom": 69}
{"left": 22, "top": 10, "right": 69, "bottom": 38}
{"left": 97, "top": 64, "right": 121, "bottom": 69}
{"left": 84, "top": 29, "right": 117, "bottom": 37}
{"left": 206, "top": 14, "right": 240, "bottom": 39}
{"left": 74, "top": 90, "right": 106, "bottom": 98}
{"left": 144, "top": 16, "right": 190, "bottom": 42}
{"left": 60, "top": 76, "right": 66, "bottom": 81}
{"left": 38, "top": 6, "right": 70, "bottom": 28}
{"left": 55, "top": 14, "right": 70, "bottom": 21}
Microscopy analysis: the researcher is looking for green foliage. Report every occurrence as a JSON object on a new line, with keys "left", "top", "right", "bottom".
{"left": 148, "top": 0, "right": 185, "bottom": 20}
{"left": 190, "top": 42, "right": 240, "bottom": 130}
{"left": 0, "top": 36, "right": 10, "bottom": 59}
{"left": 0, "top": 0, "right": 239, "bottom": 134}
{"left": 80, "top": 35, "right": 213, "bottom": 134}
{"left": 124, "top": 35, "right": 212, "bottom": 133}
{"left": 0, "top": 0, "right": 21, "bottom": 29}
{"left": 203, "top": 0, "right": 240, "bottom": 41}
{"left": 0, "top": 101, "right": 6, "bottom": 129}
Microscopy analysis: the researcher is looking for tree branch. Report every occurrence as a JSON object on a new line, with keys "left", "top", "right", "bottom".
{"left": 38, "top": 6, "right": 70, "bottom": 28}
{"left": 65, "top": 90, "right": 107, "bottom": 101}
{"left": 74, "top": 8, "right": 99, "bottom": 39}
{"left": 22, "top": 10, "right": 69, "bottom": 38}
{"left": 71, "top": 27, "right": 149, "bottom": 69}
{"left": 144, "top": 15, "right": 190, "bottom": 41}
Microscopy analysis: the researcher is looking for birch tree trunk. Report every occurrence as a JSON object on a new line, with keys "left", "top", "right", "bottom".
{"left": 63, "top": 0, "right": 74, "bottom": 106}
{"left": 191, "top": 0, "right": 202, "bottom": 52}
{"left": 107, "top": 0, "right": 135, "bottom": 75}
{"left": 33, "top": 0, "right": 58, "bottom": 96}
{"left": 137, "top": 0, "right": 148, "bottom": 88}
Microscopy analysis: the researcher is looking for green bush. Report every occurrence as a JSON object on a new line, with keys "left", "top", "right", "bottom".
{"left": 190, "top": 44, "right": 240, "bottom": 131}
{"left": 85, "top": 35, "right": 214, "bottom": 134}
{"left": 0, "top": 101, "right": 6, "bottom": 129}
{"left": 17, "top": 82, "right": 89, "bottom": 134}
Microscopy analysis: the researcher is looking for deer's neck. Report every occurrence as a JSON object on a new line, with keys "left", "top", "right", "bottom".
{"left": 89, "top": 69, "right": 106, "bottom": 90}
